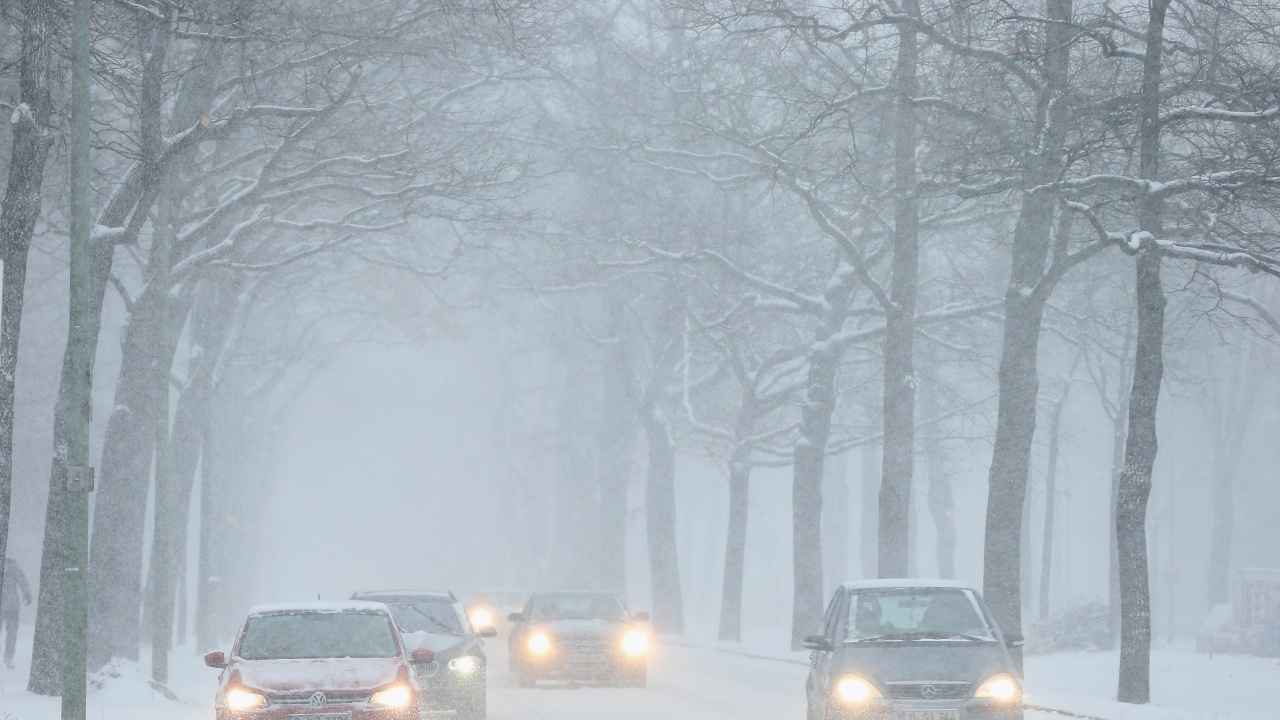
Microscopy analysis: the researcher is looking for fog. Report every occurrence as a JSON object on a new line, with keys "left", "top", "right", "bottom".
{"left": 3, "top": 1, "right": 1280, "bottom": 719}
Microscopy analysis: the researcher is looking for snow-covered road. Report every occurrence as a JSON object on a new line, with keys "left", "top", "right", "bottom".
{"left": 5, "top": 623, "right": 1276, "bottom": 720}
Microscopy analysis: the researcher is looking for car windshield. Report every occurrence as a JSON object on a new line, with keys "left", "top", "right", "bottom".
{"left": 845, "top": 589, "right": 994, "bottom": 641}
{"left": 387, "top": 601, "right": 468, "bottom": 634}
{"left": 238, "top": 612, "right": 400, "bottom": 659}
{"left": 529, "top": 593, "right": 627, "bottom": 622}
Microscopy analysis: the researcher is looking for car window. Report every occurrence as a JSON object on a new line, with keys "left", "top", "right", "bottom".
{"left": 387, "top": 601, "right": 467, "bottom": 634}
{"left": 822, "top": 590, "right": 844, "bottom": 640}
{"left": 238, "top": 612, "right": 400, "bottom": 659}
{"left": 845, "top": 589, "right": 994, "bottom": 640}
{"left": 529, "top": 593, "right": 627, "bottom": 622}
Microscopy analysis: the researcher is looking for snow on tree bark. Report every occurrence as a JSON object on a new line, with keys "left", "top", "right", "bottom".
{"left": 0, "top": 0, "right": 56, "bottom": 600}
{"left": 877, "top": 0, "right": 920, "bottom": 581}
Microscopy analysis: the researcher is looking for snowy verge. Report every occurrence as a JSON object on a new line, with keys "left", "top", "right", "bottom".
{"left": 665, "top": 635, "right": 1278, "bottom": 720}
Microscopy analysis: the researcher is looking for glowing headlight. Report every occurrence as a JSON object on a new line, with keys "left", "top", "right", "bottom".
{"left": 448, "top": 656, "right": 481, "bottom": 673}
{"left": 527, "top": 632, "right": 552, "bottom": 655}
{"left": 974, "top": 672, "right": 1020, "bottom": 702}
{"left": 836, "top": 675, "right": 882, "bottom": 703}
{"left": 470, "top": 608, "right": 493, "bottom": 629}
{"left": 620, "top": 629, "right": 648, "bottom": 657}
{"left": 224, "top": 687, "right": 267, "bottom": 710}
{"left": 370, "top": 684, "right": 413, "bottom": 709}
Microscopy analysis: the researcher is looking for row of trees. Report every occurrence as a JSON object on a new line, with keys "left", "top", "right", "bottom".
{"left": 478, "top": 0, "right": 1280, "bottom": 704}
{"left": 4, "top": 0, "right": 1280, "bottom": 708}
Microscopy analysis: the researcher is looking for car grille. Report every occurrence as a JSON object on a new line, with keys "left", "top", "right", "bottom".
{"left": 559, "top": 638, "right": 614, "bottom": 666}
{"left": 269, "top": 692, "right": 372, "bottom": 707}
{"left": 883, "top": 682, "right": 971, "bottom": 700}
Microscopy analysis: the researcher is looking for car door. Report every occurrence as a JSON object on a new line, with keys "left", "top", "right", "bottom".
{"left": 810, "top": 589, "right": 846, "bottom": 701}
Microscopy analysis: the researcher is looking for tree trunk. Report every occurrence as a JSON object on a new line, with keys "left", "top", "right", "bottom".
{"left": 878, "top": 0, "right": 920, "bottom": 580}
{"left": 27, "top": 236, "right": 117, "bottom": 694}
{"left": 718, "top": 436, "right": 753, "bottom": 641}
{"left": 981, "top": 0, "right": 1074, "bottom": 673}
{"left": 1117, "top": 0, "right": 1170, "bottom": 703}
{"left": 823, "top": 452, "right": 850, "bottom": 595}
{"left": 643, "top": 408, "right": 683, "bottom": 634}
{"left": 920, "top": 384, "right": 955, "bottom": 579}
{"left": 1205, "top": 355, "right": 1259, "bottom": 606}
{"left": 0, "top": 0, "right": 56, "bottom": 598}
{"left": 1108, "top": 395, "right": 1126, "bottom": 647}
{"left": 791, "top": 339, "right": 841, "bottom": 647}
{"left": 86, "top": 278, "right": 189, "bottom": 667}
{"left": 1039, "top": 373, "right": 1072, "bottom": 622}
{"left": 550, "top": 373, "right": 596, "bottom": 588}
{"left": 860, "top": 443, "right": 879, "bottom": 578}
{"left": 596, "top": 298, "right": 637, "bottom": 594}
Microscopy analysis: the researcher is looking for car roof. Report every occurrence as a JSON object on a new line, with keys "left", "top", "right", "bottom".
{"left": 530, "top": 589, "right": 622, "bottom": 596}
{"left": 352, "top": 590, "right": 456, "bottom": 602}
{"left": 838, "top": 579, "right": 976, "bottom": 592}
{"left": 248, "top": 600, "right": 391, "bottom": 616}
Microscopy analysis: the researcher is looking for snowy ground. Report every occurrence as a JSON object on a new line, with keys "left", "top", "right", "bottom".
{"left": 2, "top": 623, "right": 1277, "bottom": 720}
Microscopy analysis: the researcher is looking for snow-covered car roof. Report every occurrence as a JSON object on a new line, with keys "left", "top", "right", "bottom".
{"left": 352, "top": 590, "right": 455, "bottom": 602}
{"left": 247, "top": 600, "right": 392, "bottom": 616}
{"left": 839, "top": 579, "right": 976, "bottom": 591}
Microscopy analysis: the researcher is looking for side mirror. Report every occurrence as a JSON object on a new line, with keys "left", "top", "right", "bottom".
{"left": 508, "top": 612, "right": 525, "bottom": 623}
{"left": 477, "top": 626, "right": 498, "bottom": 638}
{"left": 802, "top": 635, "right": 832, "bottom": 651}
{"left": 204, "top": 651, "right": 228, "bottom": 669}
{"left": 411, "top": 647, "right": 436, "bottom": 664}
{"left": 632, "top": 612, "right": 650, "bottom": 622}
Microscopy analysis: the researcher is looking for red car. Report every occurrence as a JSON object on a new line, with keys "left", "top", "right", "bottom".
{"left": 205, "top": 601, "right": 434, "bottom": 720}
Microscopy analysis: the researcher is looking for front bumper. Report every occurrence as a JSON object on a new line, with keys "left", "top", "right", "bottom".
{"left": 216, "top": 706, "right": 419, "bottom": 720}
{"left": 517, "top": 647, "right": 646, "bottom": 681}
{"left": 416, "top": 664, "right": 486, "bottom": 710}
{"left": 825, "top": 699, "right": 1023, "bottom": 720}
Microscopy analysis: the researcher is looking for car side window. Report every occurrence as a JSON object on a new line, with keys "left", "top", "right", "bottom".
{"left": 823, "top": 590, "right": 845, "bottom": 641}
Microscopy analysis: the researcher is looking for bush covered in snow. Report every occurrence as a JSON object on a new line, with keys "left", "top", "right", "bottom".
{"left": 1026, "top": 602, "right": 1114, "bottom": 655}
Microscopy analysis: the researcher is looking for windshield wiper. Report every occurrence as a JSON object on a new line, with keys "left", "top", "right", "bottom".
{"left": 403, "top": 606, "right": 457, "bottom": 634}
{"left": 853, "top": 631, "right": 987, "bottom": 642}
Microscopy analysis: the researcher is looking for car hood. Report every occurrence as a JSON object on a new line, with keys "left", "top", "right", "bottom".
{"left": 400, "top": 632, "right": 483, "bottom": 659}
{"left": 531, "top": 619, "right": 628, "bottom": 639}
{"left": 833, "top": 643, "right": 1010, "bottom": 685}
{"left": 232, "top": 657, "right": 403, "bottom": 693}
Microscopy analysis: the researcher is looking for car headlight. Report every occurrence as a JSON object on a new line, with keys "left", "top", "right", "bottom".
{"left": 370, "top": 684, "right": 413, "bottom": 709}
{"left": 836, "top": 674, "right": 882, "bottom": 703}
{"left": 448, "top": 655, "right": 481, "bottom": 673}
{"left": 527, "top": 632, "right": 552, "bottom": 655}
{"left": 620, "top": 629, "right": 648, "bottom": 657}
{"left": 224, "top": 687, "right": 267, "bottom": 710}
{"left": 470, "top": 608, "right": 493, "bottom": 629}
{"left": 974, "top": 672, "right": 1020, "bottom": 702}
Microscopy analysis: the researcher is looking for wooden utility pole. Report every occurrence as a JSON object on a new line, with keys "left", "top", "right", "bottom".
{"left": 63, "top": 0, "right": 94, "bottom": 716}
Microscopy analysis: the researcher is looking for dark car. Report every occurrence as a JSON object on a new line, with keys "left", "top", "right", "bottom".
{"left": 352, "top": 590, "right": 496, "bottom": 720}
{"left": 205, "top": 601, "right": 430, "bottom": 720}
{"left": 804, "top": 580, "right": 1023, "bottom": 720}
{"left": 507, "top": 590, "right": 650, "bottom": 687}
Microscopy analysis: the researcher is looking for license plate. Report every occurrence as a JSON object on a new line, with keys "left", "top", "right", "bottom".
{"left": 900, "top": 711, "right": 959, "bottom": 720}
{"left": 286, "top": 715, "right": 350, "bottom": 720}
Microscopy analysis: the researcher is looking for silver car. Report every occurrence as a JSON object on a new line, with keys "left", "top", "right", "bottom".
{"left": 805, "top": 580, "right": 1023, "bottom": 720}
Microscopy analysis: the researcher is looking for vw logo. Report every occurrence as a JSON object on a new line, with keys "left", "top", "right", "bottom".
{"left": 309, "top": 692, "right": 328, "bottom": 708}
{"left": 920, "top": 685, "right": 938, "bottom": 699}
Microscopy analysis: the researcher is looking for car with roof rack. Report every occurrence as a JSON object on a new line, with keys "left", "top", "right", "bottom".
{"left": 804, "top": 579, "right": 1024, "bottom": 720}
